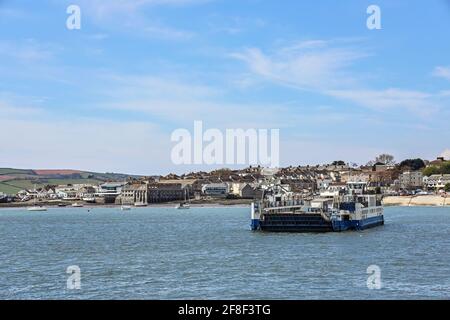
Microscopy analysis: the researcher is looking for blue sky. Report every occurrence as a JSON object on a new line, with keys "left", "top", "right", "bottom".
{"left": 0, "top": 0, "right": 449, "bottom": 174}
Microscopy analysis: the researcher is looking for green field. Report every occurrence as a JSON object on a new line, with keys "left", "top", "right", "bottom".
{"left": 0, "top": 167, "right": 142, "bottom": 195}
{"left": 0, "top": 178, "right": 106, "bottom": 194}
{"left": 0, "top": 182, "right": 23, "bottom": 194}
{"left": 0, "top": 168, "right": 34, "bottom": 175}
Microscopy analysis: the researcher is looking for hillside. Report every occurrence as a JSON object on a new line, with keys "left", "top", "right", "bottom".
{"left": 0, "top": 168, "right": 142, "bottom": 194}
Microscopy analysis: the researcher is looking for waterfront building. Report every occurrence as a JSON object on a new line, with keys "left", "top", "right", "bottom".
{"left": 424, "top": 174, "right": 450, "bottom": 190}
{"left": 400, "top": 171, "right": 423, "bottom": 190}
{"left": 55, "top": 186, "right": 79, "bottom": 200}
{"left": 97, "top": 182, "right": 125, "bottom": 196}
{"left": 201, "top": 183, "right": 229, "bottom": 198}
{"left": 121, "top": 183, "right": 148, "bottom": 205}
{"left": 240, "top": 184, "right": 259, "bottom": 199}
{"left": 96, "top": 182, "right": 127, "bottom": 203}
{"left": 148, "top": 183, "right": 185, "bottom": 203}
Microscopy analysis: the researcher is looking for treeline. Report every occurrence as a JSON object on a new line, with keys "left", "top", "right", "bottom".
{"left": 423, "top": 162, "right": 450, "bottom": 176}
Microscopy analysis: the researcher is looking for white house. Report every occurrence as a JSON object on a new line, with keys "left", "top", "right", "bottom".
{"left": 424, "top": 174, "right": 450, "bottom": 190}
{"left": 202, "top": 183, "right": 229, "bottom": 197}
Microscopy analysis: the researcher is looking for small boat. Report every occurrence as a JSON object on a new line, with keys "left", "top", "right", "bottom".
{"left": 27, "top": 206, "right": 47, "bottom": 212}
{"left": 134, "top": 202, "right": 147, "bottom": 207}
{"left": 0, "top": 192, "right": 9, "bottom": 203}
{"left": 121, "top": 205, "right": 132, "bottom": 211}
{"left": 58, "top": 203, "right": 68, "bottom": 207}
{"left": 82, "top": 196, "right": 96, "bottom": 203}
{"left": 72, "top": 202, "right": 84, "bottom": 207}
{"left": 176, "top": 187, "right": 191, "bottom": 209}
{"left": 27, "top": 186, "right": 47, "bottom": 211}
{"left": 176, "top": 202, "right": 190, "bottom": 209}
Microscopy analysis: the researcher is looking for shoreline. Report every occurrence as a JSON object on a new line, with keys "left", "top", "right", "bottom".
{"left": 383, "top": 195, "right": 449, "bottom": 207}
{"left": 0, "top": 199, "right": 253, "bottom": 209}
{"left": 2, "top": 196, "right": 449, "bottom": 209}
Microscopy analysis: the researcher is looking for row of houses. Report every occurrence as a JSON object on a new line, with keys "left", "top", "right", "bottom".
{"left": 16, "top": 182, "right": 126, "bottom": 203}
{"left": 12, "top": 156, "right": 449, "bottom": 203}
{"left": 398, "top": 172, "right": 450, "bottom": 190}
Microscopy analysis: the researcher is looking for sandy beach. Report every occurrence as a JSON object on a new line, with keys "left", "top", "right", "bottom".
{"left": 383, "top": 195, "right": 449, "bottom": 207}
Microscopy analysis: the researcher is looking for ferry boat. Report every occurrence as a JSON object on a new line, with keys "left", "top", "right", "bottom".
{"left": 250, "top": 182, "right": 384, "bottom": 232}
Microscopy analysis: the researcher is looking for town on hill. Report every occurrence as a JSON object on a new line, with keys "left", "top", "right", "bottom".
{"left": 1, "top": 154, "right": 449, "bottom": 207}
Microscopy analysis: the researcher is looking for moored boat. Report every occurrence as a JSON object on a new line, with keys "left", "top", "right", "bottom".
{"left": 134, "top": 202, "right": 147, "bottom": 207}
{"left": 176, "top": 187, "right": 191, "bottom": 209}
{"left": 27, "top": 206, "right": 47, "bottom": 212}
{"left": 27, "top": 186, "right": 47, "bottom": 211}
{"left": 176, "top": 202, "right": 190, "bottom": 209}
{"left": 0, "top": 192, "right": 9, "bottom": 203}
{"left": 72, "top": 202, "right": 83, "bottom": 207}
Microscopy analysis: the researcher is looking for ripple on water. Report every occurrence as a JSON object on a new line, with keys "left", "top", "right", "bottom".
{"left": 0, "top": 206, "right": 449, "bottom": 299}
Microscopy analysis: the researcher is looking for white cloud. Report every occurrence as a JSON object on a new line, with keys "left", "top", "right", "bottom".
{"left": 76, "top": 0, "right": 209, "bottom": 41}
{"left": 326, "top": 88, "right": 438, "bottom": 115}
{"left": 0, "top": 93, "right": 45, "bottom": 117}
{"left": 0, "top": 39, "right": 60, "bottom": 62}
{"left": 0, "top": 117, "right": 171, "bottom": 175}
{"left": 441, "top": 149, "right": 450, "bottom": 160}
{"left": 232, "top": 40, "right": 447, "bottom": 115}
{"left": 433, "top": 66, "right": 450, "bottom": 81}
{"left": 143, "top": 25, "right": 194, "bottom": 40}
{"left": 231, "top": 41, "right": 364, "bottom": 91}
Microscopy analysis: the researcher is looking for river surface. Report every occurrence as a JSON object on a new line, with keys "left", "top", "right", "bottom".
{"left": 0, "top": 206, "right": 449, "bottom": 299}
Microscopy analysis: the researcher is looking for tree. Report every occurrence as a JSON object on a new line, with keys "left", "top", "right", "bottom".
{"left": 423, "top": 161, "right": 450, "bottom": 176}
{"left": 399, "top": 159, "right": 426, "bottom": 171}
{"left": 375, "top": 154, "right": 395, "bottom": 165}
{"left": 445, "top": 183, "right": 450, "bottom": 192}
{"left": 332, "top": 160, "right": 346, "bottom": 166}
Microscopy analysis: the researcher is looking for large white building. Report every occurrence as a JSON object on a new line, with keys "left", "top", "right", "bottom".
{"left": 399, "top": 171, "right": 423, "bottom": 189}
{"left": 202, "top": 183, "right": 229, "bottom": 197}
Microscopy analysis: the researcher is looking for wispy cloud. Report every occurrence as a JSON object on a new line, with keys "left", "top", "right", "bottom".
{"left": 143, "top": 25, "right": 194, "bottom": 40}
{"left": 441, "top": 149, "right": 450, "bottom": 160}
{"left": 0, "top": 117, "right": 170, "bottom": 174}
{"left": 326, "top": 88, "right": 439, "bottom": 116}
{"left": 0, "top": 39, "right": 61, "bottom": 62}
{"left": 232, "top": 39, "right": 447, "bottom": 115}
{"left": 231, "top": 40, "right": 366, "bottom": 91}
{"left": 433, "top": 66, "right": 450, "bottom": 81}
{"left": 76, "top": 0, "right": 209, "bottom": 41}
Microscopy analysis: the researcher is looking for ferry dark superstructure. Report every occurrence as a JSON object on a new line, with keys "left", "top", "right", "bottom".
{"left": 251, "top": 182, "right": 384, "bottom": 233}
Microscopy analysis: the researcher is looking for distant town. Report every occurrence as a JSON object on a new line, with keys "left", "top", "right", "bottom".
{"left": 1, "top": 154, "right": 449, "bottom": 207}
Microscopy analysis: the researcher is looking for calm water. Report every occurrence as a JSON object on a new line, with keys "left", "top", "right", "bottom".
{"left": 0, "top": 206, "right": 449, "bottom": 300}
